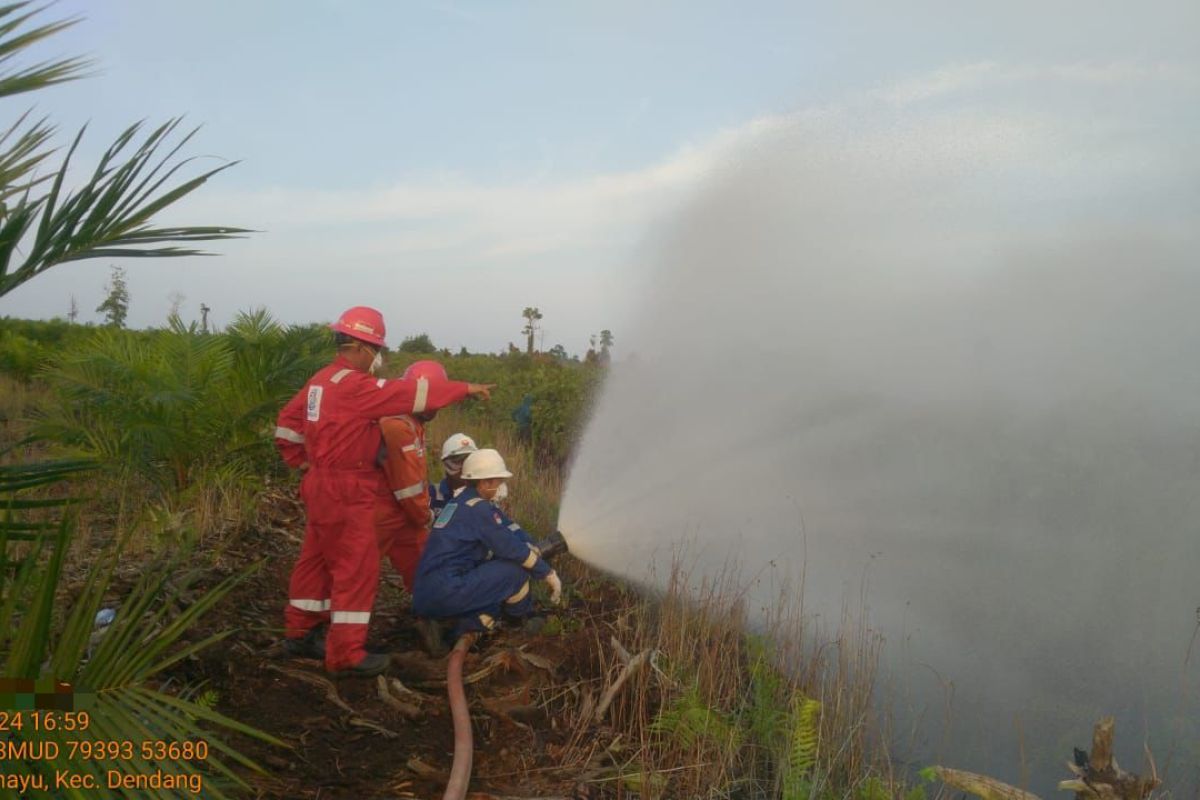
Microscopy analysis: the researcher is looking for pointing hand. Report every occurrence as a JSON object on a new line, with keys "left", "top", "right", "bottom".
{"left": 467, "top": 383, "right": 496, "bottom": 401}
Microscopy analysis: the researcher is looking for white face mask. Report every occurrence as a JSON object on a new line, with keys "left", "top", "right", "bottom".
{"left": 369, "top": 350, "right": 383, "bottom": 375}
{"left": 494, "top": 482, "right": 508, "bottom": 501}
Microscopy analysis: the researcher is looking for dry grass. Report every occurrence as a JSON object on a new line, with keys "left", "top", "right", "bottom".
{"left": 426, "top": 401, "right": 911, "bottom": 799}
{"left": 550, "top": 558, "right": 893, "bottom": 799}
{"left": 426, "top": 405, "right": 564, "bottom": 538}
{"left": 0, "top": 374, "right": 51, "bottom": 455}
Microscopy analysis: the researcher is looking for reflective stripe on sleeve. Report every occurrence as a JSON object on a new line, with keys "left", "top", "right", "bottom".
{"left": 393, "top": 483, "right": 425, "bottom": 501}
{"left": 412, "top": 376, "right": 429, "bottom": 414}
{"left": 507, "top": 523, "right": 521, "bottom": 532}
{"left": 290, "top": 598, "right": 331, "bottom": 612}
{"left": 331, "top": 611, "right": 371, "bottom": 624}
{"left": 401, "top": 444, "right": 419, "bottom": 452}
{"left": 521, "top": 549, "right": 538, "bottom": 569}
{"left": 376, "top": 378, "right": 386, "bottom": 388}
{"left": 330, "top": 368, "right": 352, "bottom": 384}
{"left": 505, "top": 581, "right": 530, "bottom": 604}
{"left": 275, "top": 426, "right": 305, "bottom": 444}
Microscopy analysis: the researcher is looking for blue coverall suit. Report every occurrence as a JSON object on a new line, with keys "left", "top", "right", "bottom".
{"left": 413, "top": 486, "right": 551, "bottom": 635}
{"left": 429, "top": 481, "right": 534, "bottom": 544}
{"left": 429, "top": 479, "right": 453, "bottom": 515}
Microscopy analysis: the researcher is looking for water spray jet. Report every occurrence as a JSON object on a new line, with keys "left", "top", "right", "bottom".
{"left": 558, "top": 71, "right": 1200, "bottom": 793}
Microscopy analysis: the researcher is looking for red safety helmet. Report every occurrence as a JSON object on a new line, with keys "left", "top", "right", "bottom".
{"left": 402, "top": 360, "right": 448, "bottom": 382}
{"left": 329, "top": 306, "right": 386, "bottom": 347}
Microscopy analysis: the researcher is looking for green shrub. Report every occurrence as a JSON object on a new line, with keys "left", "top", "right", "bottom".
{"left": 385, "top": 351, "right": 605, "bottom": 467}
{"left": 32, "top": 310, "right": 326, "bottom": 496}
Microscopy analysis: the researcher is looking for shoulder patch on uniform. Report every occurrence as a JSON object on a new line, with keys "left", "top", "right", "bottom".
{"left": 493, "top": 512, "right": 503, "bottom": 525}
{"left": 465, "top": 497, "right": 483, "bottom": 507}
{"left": 306, "top": 385, "right": 323, "bottom": 421}
{"left": 433, "top": 503, "right": 457, "bottom": 529}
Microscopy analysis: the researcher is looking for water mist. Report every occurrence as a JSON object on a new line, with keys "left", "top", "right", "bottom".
{"left": 559, "top": 69, "right": 1200, "bottom": 792}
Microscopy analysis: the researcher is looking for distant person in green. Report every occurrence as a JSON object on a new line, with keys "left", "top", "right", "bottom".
{"left": 511, "top": 393, "right": 533, "bottom": 443}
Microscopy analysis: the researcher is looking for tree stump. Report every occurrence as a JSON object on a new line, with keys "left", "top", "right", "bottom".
{"left": 934, "top": 716, "right": 1160, "bottom": 800}
{"left": 1058, "top": 717, "right": 1160, "bottom": 800}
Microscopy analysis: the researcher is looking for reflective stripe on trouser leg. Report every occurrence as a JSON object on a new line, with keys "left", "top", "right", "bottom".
{"left": 321, "top": 478, "right": 383, "bottom": 671}
{"left": 505, "top": 581, "right": 530, "bottom": 604}
{"left": 452, "top": 612, "right": 497, "bottom": 639}
{"left": 284, "top": 519, "right": 332, "bottom": 638}
{"left": 290, "top": 599, "right": 331, "bottom": 612}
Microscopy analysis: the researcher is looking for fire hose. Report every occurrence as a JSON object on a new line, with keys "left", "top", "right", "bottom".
{"left": 441, "top": 531, "right": 569, "bottom": 800}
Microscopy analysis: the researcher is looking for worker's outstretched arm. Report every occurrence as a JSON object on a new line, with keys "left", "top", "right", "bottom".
{"left": 346, "top": 373, "right": 492, "bottom": 419}
{"left": 479, "top": 520, "right": 551, "bottom": 579}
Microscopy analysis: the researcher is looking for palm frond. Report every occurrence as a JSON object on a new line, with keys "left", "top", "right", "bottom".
{"left": 1, "top": 465, "right": 282, "bottom": 796}
{"left": 0, "top": 2, "right": 91, "bottom": 99}
{"left": 0, "top": 110, "right": 56, "bottom": 202}
{"left": 0, "top": 118, "right": 249, "bottom": 297}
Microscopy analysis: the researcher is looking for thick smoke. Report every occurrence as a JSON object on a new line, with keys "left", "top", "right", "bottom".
{"left": 560, "top": 71, "right": 1200, "bottom": 792}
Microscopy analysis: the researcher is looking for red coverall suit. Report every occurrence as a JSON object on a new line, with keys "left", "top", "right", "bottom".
{"left": 275, "top": 356, "right": 469, "bottom": 671}
{"left": 375, "top": 415, "right": 431, "bottom": 592}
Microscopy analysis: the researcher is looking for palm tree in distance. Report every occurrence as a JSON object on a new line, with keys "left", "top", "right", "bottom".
{"left": 522, "top": 306, "right": 543, "bottom": 354}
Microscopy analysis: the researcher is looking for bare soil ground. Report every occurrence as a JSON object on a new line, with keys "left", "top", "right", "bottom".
{"left": 159, "top": 486, "right": 629, "bottom": 800}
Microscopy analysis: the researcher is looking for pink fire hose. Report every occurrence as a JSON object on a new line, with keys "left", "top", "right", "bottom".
{"left": 442, "top": 632, "right": 478, "bottom": 800}
{"left": 441, "top": 533, "right": 567, "bottom": 799}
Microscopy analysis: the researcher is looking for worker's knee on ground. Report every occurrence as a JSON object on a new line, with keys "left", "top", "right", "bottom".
{"left": 505, "top": 581, "right": 530, "bottom": 604}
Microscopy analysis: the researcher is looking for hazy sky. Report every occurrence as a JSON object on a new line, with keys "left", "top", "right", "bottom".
{"left": 1, "top": 1, "right": 1196, "bottom": 353}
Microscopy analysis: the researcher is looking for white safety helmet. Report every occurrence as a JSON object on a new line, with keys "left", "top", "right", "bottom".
{"left": 440, "top": 433, "right": 478, "bottom": 461}
{"left": 461, "top": 449, "right": 513, "bottom": 480}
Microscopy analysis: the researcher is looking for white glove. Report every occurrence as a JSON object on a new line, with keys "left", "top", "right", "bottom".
{"left": 544, "top": 571, "right": 563, "bottom": 606}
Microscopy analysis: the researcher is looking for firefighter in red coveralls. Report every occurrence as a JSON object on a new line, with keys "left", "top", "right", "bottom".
{"left": 274, "top": 307, "right": 493, "bottom": 677}
{"left": 375, "top": 360, "right": 447, "bottom": 592}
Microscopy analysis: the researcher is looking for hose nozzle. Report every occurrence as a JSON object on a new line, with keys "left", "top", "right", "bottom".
{"left": 537, "top": 530, "right": 569, "bottom": 561}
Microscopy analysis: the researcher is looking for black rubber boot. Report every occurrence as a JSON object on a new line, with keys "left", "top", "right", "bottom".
{"left": 502, "top": 612, "right": 546, "bottom": 634}
{"left": 282, "top": 626, "right": 326, "bottom": 660}
{"left": 416, "top": 618, "right": 448, "bottom": 658}
{"left": 330, "top": 652, "right": 390, "bottom": 679}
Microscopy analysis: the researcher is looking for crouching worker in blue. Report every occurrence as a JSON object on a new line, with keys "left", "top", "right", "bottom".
{"left": 413, "top": 448, "right": 562, "bottom": 638}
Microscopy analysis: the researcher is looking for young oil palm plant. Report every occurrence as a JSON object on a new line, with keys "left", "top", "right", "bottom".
{"left": 33, "top": 311, "right": 327, "bottom": 496}
{"left": 0, "top": 2, "right": 247, "bottom": 298}
{"left": 0, "top": 3, "right": 280, "bottom": 794}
